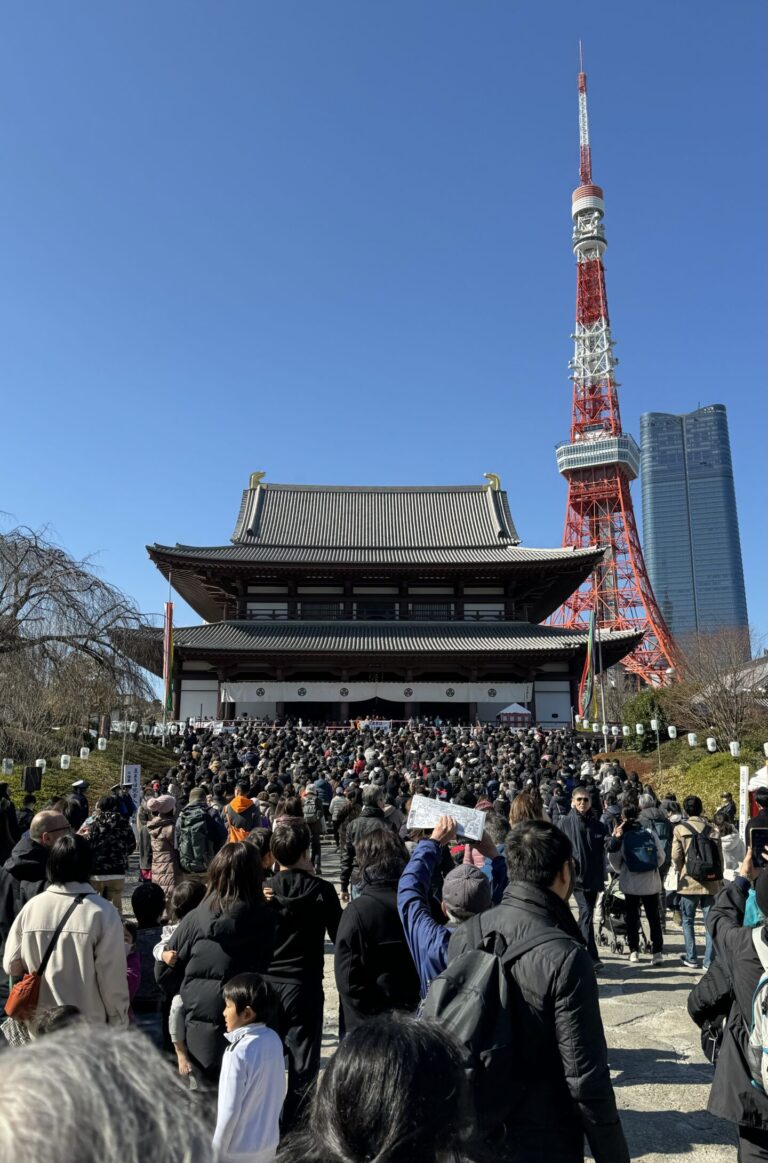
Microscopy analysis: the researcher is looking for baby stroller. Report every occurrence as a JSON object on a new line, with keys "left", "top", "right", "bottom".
{"left": 597, "top": 873, "right": 652, "bottom": 955}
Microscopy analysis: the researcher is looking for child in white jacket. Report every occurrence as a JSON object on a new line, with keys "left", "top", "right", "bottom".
{"left": 213, "top": 973, "right": 285, "bottom": 1163}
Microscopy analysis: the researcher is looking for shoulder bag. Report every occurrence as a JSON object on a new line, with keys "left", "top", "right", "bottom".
{"left": 5, "top": 894, "right": 84, "bottom": 1021}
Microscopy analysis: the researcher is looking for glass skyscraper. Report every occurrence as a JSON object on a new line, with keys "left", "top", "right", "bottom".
{"left": 640, "top": 404, "right": 748, "bottom": 646}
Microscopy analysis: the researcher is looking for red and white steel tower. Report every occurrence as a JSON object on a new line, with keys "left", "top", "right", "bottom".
{"left": 551, "top": 57, "right": 677, "bottom": 686}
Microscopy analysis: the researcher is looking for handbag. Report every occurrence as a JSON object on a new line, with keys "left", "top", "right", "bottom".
{"left": 700, "top": 1017, "right": 725, "bottom": 1065}
{"left": 4, "top": 894, "right": 84, "bottom": 1021}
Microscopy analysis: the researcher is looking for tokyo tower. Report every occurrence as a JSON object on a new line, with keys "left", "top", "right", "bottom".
{"left": 551, "top": 54, "right": 677, "bottom": 686}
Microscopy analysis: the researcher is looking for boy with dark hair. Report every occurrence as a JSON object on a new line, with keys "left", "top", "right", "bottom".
{"left": 265, "top": 819, "right": 342, "bottom": 1129}
{"left": 213, "top": 973, "right": 284, "bottom": 1163}
{"left": 129, "top": 881, "right": 166, "bottom": 1048}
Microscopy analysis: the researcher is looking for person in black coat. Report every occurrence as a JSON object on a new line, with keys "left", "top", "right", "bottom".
{"left": 0, "top": 784, "right": 21, "bottom": 865}
{"left": 558, "top": 786, "right": 607, "bottom": 964}
{"left": 335, "top": 827, "right": 420, "bottom": 1036}
{"left": 339, "top": 786, "right": 395, "bottom": 901}
{"left": 706, "top": 849, "right": 768, "bottom": 1160}
{"left": 688, "top": 956, "right": 733, "bottom": 1065}
{"left": 266, "top": 818, "right": 342, "bottom": 1129}
{"left": 448, "top": 819, "right": 629, "bottom": 1163}
{"left": 156, "top": 842, "right": 276, "bottom": 1084}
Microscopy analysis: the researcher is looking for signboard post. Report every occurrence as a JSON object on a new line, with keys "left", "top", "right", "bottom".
{"left": 122, "top": 764, "right": 142, "bottom": 816}
{"left": 739, "top": 764, "right": 750, "bottom": 841}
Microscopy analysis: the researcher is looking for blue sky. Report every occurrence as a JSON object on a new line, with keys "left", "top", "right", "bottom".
{"left": 1, "top": 2, "right": 766, "bottom": 642}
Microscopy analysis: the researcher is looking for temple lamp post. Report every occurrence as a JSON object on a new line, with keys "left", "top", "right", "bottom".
{"left": 650, "top": 718, "right": 662, "bottom": 774}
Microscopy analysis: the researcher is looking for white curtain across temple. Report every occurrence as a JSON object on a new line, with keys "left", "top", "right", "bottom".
{"left": 219, "top": 681, "right": 533, "bottom": 704}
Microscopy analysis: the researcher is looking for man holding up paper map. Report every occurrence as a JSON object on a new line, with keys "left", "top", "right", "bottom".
{"left": 397, "top": 813, "right": 507, "bottom": 997}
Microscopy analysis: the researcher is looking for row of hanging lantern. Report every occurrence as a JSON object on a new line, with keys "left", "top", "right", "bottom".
{"left": 574, "top": 714, "right": 768, "bottom": 760}
{"left": 1, "top": 735, "right": 111, "bottom": 776}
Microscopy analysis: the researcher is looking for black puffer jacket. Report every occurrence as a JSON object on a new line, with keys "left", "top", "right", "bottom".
{"left": 558, "top": 809, "right": 607, "bottom": 892}
{"left": 448, "top": 882, "right": 629, "bottom": 1163}
{"left": 334, "top": 880, "right": 420, "bottom": 1034}
{"left": 706, "top": 877, "right": 768, "bottom": 1129}
{"left": 156, "top": 897, "right": 276, "bottom": 1077}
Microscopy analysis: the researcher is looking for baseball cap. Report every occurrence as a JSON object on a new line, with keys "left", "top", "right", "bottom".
{"left": 441, "top": 865, "right": 492, "bottom": 914}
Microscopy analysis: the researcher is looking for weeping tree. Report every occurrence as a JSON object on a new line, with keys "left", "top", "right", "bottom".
{"left": 0, "top": 525, "right": 156, "bottom": 762}
{"left": 663, "top": 627, "right": 766, "bottom": 748}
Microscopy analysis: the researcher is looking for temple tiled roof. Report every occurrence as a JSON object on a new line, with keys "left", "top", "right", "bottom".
{"left": 124, "top": 619, "right": 642, "bottom": 675}
{"left": 149, "top": 542, "right": 604, "bottom": 568}
{"left": 146, "top": 480, "right": 606, "bottom": 623}
{"left": 229, "top": 482, "right": 520, "bottom": 548}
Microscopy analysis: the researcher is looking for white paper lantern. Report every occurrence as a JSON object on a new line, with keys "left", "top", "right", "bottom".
{"left": 612, "top": 726, "right": 619, "bottom": 736}
{"left": 582, "top": 720, "right": 589, "bottom": 730}
{"left": 60, "top": 754, "right": 71, "bottom": 770}
{"left": 650, "top": 718, "right": 659, "bottom": 732}
{"left": 80, "top": 747, "right": 90, "bottom": 761}
{"left": 763, "top": 742, "right": 768, "bottom": 759}
{"left": 622, "top": 725, "right": 630, "bottom": 737}
{"left": 706, "top": 737, "right": 717, "bottom": 753}
{"left": 169, "top": 724, "right": 178, "bottom": 736}
{"left": 687, "top": 732, "right": 698, "bottom": 747}
{"left": 592, "top": 723, "right": 600, "bottom": 734}
{"left": 729, "top": 741, "right": 740, "bottom": 758}
{"left": 97, "top": 737, "right": 108, "bottom": 751}
{"left": 2, "top": 758, "right": 13, "bottom": 776}
{"left": 602, "top": 723, "right": 609, "bottom": 735}
{"left": 129, "top": 721, "right": 138, "bottom": 733}
{"left": 35, "top": 758, "right": 46, "bottom": 773}
{"left": 635, "top": 723, "right": 645, "bottom": 736}
{"left": 668, "top": 725, "right": 678, "bottom": 739}
{"left": 575, "top": 714, "right": 582, "bottom": 724}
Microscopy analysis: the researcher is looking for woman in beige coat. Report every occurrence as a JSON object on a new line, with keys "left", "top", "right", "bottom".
{"left": 3, "top": 833, "right": 129, "bottom": 1026}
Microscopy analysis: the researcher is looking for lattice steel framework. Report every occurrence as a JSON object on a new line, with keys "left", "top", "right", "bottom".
{"left": 551, "top": 59, "right": 677, "bottom": 686}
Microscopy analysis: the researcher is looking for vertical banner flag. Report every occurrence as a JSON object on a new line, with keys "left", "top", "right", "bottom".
{"left": 578, "top": 608, "right": 596, "bottom": 718}
{"left": 163, "top": 601, "right": 174, "bottom": 715}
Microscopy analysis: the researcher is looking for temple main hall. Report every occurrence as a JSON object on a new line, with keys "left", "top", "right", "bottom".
{"left": 136, "top": 474, "right": 641, "bottom": 725}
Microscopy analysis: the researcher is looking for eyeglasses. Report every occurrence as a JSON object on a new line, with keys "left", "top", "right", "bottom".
{"left": 574, "top": 798, "right": 590, "bottom": 804}
{"left": 46, "top": 825, "right": 71, "bottom": 835}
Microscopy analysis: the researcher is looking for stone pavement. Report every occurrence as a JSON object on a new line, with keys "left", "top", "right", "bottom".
{"left": 591, "top": 922, "right": 736, "bottom": 1161}
{"left": 317, "top": 840, "right": 737, "bottom": 1161}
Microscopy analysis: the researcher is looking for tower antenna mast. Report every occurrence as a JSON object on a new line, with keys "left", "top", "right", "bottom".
{"left": 551, "top": 54, "right": 677, "bottom": 687}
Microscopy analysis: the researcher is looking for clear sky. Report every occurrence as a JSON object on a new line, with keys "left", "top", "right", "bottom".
{"left": 2, "top": 2, "right": 766, "bottom": 643}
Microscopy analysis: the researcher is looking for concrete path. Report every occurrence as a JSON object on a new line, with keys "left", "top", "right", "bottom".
{"left": 593, "top": 923, "right": 736, "bottom": 1160}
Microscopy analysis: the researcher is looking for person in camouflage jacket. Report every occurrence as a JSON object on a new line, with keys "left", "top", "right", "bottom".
{"left": 87, "top": 796, "right": 136, "bottom": 913}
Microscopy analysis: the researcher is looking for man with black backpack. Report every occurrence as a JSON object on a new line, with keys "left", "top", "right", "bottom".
{"left": 607, "top": 805, "right": 666, "bottom": 965}
{"left": 300, "top": 781, "right": 324, "bottom": 874}
{"left": 175, "top": 788, "right": 227, "bottom": 879}
{"left": 439, "top": 820, "right": 629, "bottom": 1163}
{"left": 672, "top": 794, "right": 723, "bottom": 970}
{"left": 638, "top": 792, "right": 673, "bottom": 932}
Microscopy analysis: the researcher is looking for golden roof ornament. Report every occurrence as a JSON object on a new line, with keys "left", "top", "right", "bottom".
{"left": 483, "top": 473, "right": 501, "bottom": 492}
{"left": 249, "top": 471, "right": 266, "bottom": 488}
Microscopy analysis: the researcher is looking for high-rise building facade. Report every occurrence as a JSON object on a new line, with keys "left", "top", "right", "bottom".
{"left": 640, "top": 404, "right": 749, "bottom": 645}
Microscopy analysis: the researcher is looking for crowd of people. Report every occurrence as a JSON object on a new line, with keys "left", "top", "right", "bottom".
{"left": 0, "top": 718, "right": 767, "bottom": 1161}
